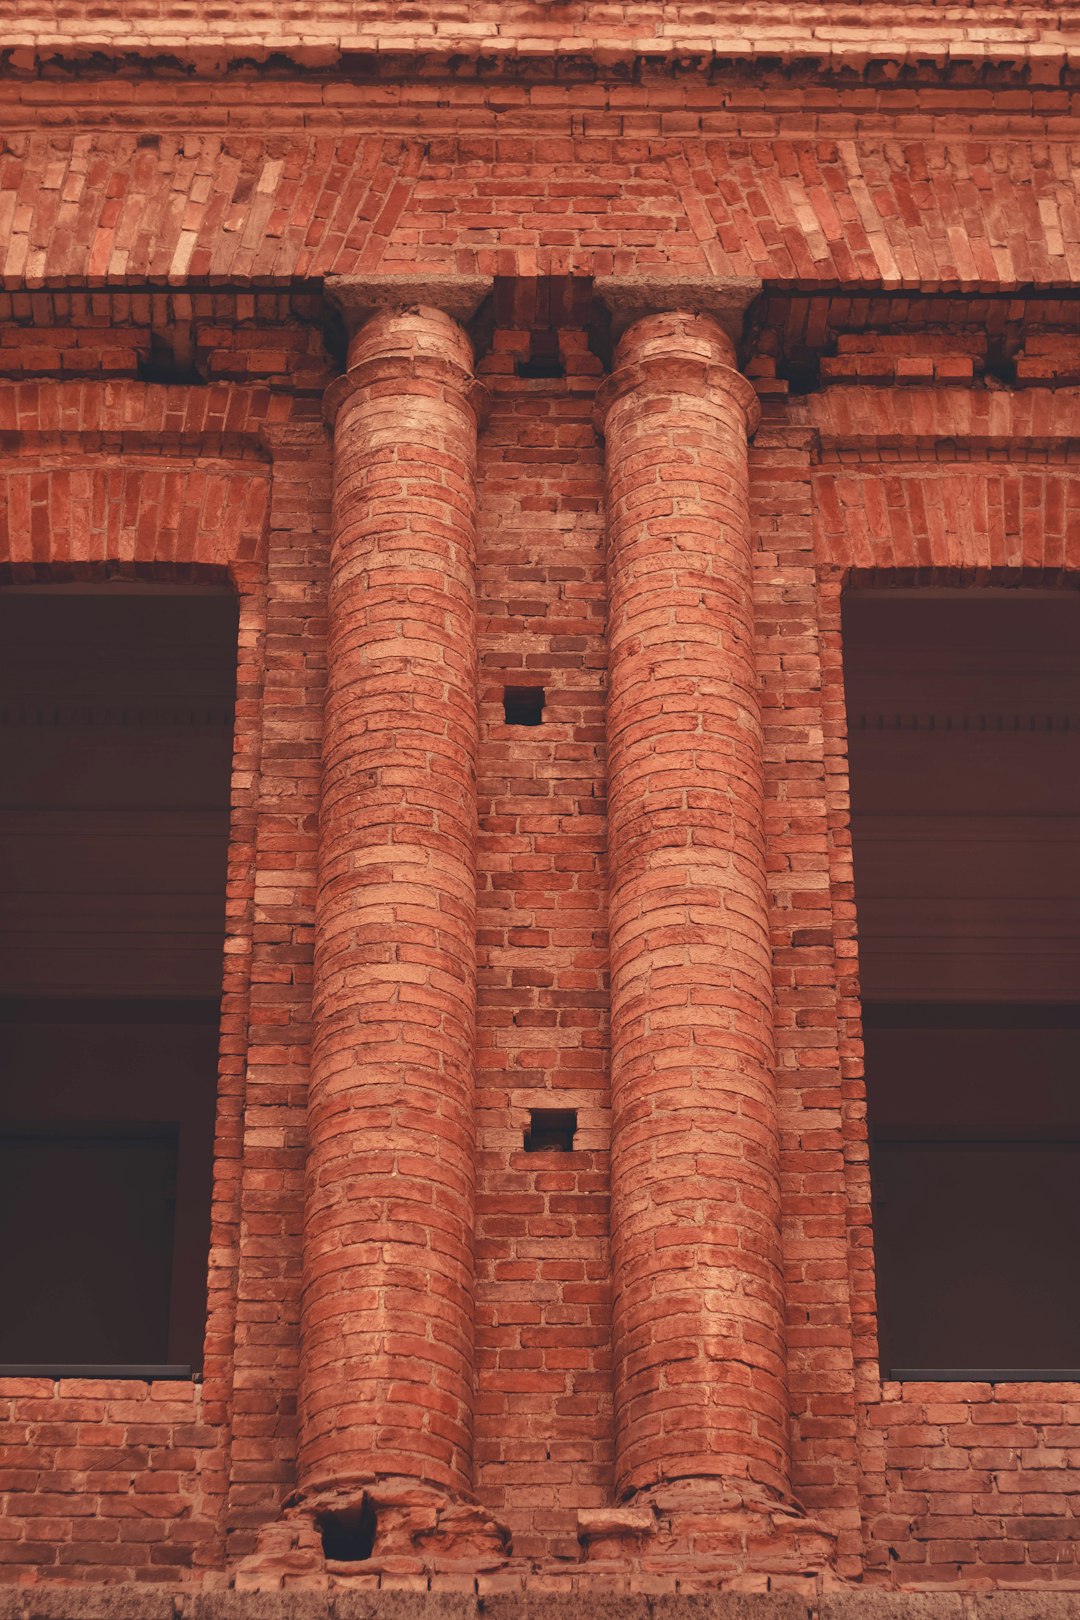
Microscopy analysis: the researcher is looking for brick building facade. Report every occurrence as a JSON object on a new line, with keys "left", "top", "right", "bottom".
{"left": 0, "top": 4, "right": 1079, "bottom": 1615}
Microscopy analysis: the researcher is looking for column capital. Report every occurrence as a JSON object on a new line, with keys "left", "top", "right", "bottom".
{"left": 323, "top": 300, "right": 490, "bottom": 429}
{"left": 324, "top": 272, "right": 493, "bottom": 333}
{"left": 594, "top": 307, "right": 760, "bottom": 438}
{"left": 592, "top": 274, "right": 761, "bottom": 342}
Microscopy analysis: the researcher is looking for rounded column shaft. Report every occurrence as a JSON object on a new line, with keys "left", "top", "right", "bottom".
{"left": 599, "top": 312, "right": 789, "bottom": 1502}
{"left": 301, "top": 307, "right": 483, "bottom": 1500}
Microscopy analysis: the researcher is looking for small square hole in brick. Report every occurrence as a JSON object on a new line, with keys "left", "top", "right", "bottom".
{"left": 524, "top": 1109, "right": 577, "bottom": 1153}
{"left": 515, "top": 329, "right": 565, "bottom": 379}
{"left": 504, "top": 686, "right": 545, "bottom": 726}
{"left": 318, "top": 1500, "right": 376, "bottom": 1563}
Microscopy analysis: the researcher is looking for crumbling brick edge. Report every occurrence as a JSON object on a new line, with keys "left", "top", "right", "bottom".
{"left": 3, "top": 1590, "right": 1080, "bottom": 1620}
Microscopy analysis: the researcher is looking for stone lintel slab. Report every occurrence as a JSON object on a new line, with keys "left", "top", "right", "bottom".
{"left": 592, "top": 276, "right": 764, "bottom": 348}
{"left": 324, "top": 275, "right": 494, "bottom": 334}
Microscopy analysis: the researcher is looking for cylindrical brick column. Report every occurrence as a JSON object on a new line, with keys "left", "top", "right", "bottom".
{"left": 301, "top": 307, "right": 485, "bottom": 1501}
{"left": 598, "top": 312, "right": 789, "bottom": 1503}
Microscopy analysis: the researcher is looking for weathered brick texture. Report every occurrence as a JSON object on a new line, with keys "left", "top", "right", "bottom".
{"left": 598, "top": 313, "right": 789, "bottom": 1504}
{"left": 1, "top": 2, "right": 1079, "bottom": 1602}
{"left": 472, "top": 326, "right": 613, "bottom": 1561}
{"left": 303, "top": 308, "right": 484, "bottom": 1501}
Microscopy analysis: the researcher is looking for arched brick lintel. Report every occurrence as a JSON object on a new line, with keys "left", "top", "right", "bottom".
{"left": 810, "top": 387, "right": 1080, "bottom": 579}
{"left": 0, "top": 380, "right": 277, "bottom": 583}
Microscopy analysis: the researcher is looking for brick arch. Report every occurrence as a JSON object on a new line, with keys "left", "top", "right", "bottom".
{"left": 0, "top": 462, "right": 267, "bottom": 577}
{"left": 814, "top": 463, "right": 1080, "bottom": 579}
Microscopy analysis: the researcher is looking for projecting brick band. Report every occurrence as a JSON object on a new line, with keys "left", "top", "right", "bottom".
{"left": 597, "top": 313, "right": 789, "bottom": 1503}
{"left": 301, "top": 307, "right": 486, "bottom": 1502}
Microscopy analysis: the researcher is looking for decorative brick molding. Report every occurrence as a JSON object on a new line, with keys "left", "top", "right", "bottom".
{"left": 810, "top": 388, "right": 1080, "bottom": 461}
{"left": 810, "top": 388, "right": 1080, "bottom": 579}
{"left": 0, "top": 134, "right": 1079, "bottom": 292}
{"left": 7, "top": 0, "right": 1080, "bottom": 73}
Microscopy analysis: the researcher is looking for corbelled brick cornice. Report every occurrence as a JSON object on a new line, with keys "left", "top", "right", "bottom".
{"left": 6, "top": 0, "right": 1080, "bottom": 73}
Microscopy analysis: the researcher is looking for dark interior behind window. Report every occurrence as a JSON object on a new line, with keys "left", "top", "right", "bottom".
{"left": 844, "top": 590, "right": 1080, "bottom": 1378}
{"left": 0, "top": 587, "right": 237, "bottom": 1373}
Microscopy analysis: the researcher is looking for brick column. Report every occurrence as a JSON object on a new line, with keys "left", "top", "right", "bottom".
{"left": 301, "top": 307, "right": 486, "bottom": 1515}
{"left": 597, "top": 312, "right": 790, "bottom": 1506}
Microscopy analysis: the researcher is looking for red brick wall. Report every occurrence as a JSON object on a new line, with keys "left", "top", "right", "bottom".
{"left": 473, "top": 328, "right": 613, "bottom": 1559}
{"left": 862, "top": 1383, "right": 1080, "bottom": 1583}
{"left": 0, "top": 47, "right": 1078, "bottom": 1588}
{"left": 753, "top": 406, "right": 865, "bottom": 1577}
{"left": 221, "top": 413, "right": 329, "bottom": 1560}
{"left": 3, "top": 331, "right": 1080, "bottom": 1590}
{"left": 0, "top": 1377, "right": 218, "bottom": 1579}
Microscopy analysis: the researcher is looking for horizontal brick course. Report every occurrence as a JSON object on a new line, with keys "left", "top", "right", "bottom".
{"left": 8, "top": 1, "right": 1080, "bottom": 74}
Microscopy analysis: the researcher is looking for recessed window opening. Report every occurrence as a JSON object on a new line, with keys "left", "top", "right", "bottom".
{"left": 504, "top": 685, "right": 545, "bottom": 727}
{"left": 0, "top": 584, "right": 238, "bottom": 1374}
{"left": 843, "top": 587, "right": 1080, "bottom": 1380}
{"left": 524, "top": 1108, "right": 577, "bottom": 1152}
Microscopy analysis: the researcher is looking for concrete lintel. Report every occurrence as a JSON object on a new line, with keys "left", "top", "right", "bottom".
{"left": 593, "top": 275, "right": 763, "bottom": 345}
{"left": 324, "top": 274, "right": 494, "bottom": 332}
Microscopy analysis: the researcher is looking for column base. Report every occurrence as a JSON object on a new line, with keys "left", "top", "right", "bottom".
{"left": 577, "top": 1481, "right": 838, "bottom": 1592}
{"left": 233, "top": 1481, "right": 512, "bottom": 1590}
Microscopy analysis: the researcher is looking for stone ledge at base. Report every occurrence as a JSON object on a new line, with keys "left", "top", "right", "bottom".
{"left": 2, "top": 1590, "right": 1080, "bottom": 1620}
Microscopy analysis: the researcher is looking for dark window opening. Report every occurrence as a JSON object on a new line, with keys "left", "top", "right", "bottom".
{"left": 0, "top": 585, "right": 238, "bottom": 1375}
{"left": 524, "top": 1108, "right": 577, "bottom": 1153}
{"left": 504, "top": 686, "right": 545, "bottom": 727}
{"left": 844, "top": 589, "right": 1080, "bottom": 1380}
{"left": 318, "top": 1501, "right": 377, "bottom": 1563}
